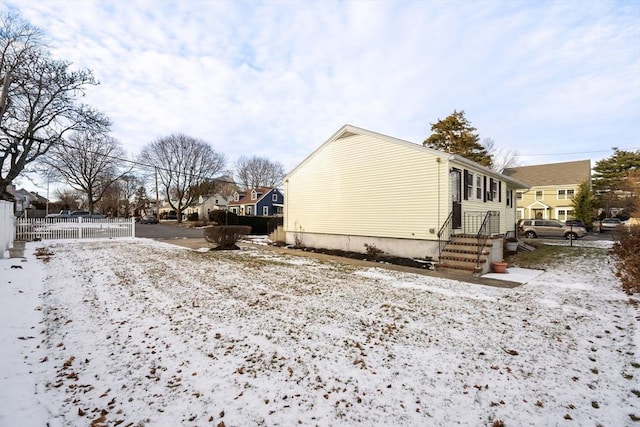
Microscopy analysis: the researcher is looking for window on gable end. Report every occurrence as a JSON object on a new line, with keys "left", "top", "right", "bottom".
{"left": 272, "top": 193, "right": 277, "bottom": 202}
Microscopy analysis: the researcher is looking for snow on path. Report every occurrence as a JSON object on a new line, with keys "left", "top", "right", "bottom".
{"left": 1, "top": 238, "right": 638, "bottom": 426}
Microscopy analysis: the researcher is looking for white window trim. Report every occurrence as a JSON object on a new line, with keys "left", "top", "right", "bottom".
{"left": 535, "top": 190, "right": 543, "bottom": 201}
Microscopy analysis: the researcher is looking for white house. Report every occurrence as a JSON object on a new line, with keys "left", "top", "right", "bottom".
{"left": 190, "top": 193, "right": 231, "bottom": 220}
{"left": 158, "top": 193, "right": 230, "bottom": 220}
{"left": 284, "top": 125, "right": 528, "bottom": 272}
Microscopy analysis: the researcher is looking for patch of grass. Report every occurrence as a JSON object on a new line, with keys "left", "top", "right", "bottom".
{"left": 505, "top": 245, "right": 608, "bottom": 269}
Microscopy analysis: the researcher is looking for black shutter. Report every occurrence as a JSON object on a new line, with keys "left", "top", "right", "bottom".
{"left": 463, "top": 170, "right": 469, "bottom": 201}
{"left": 498, "top": 181, "right": 502, "bottom": 203}
{"left": 483, "top": 176, "right": 487, "bottom": 202}
{"left": 488, "top": 178, "right": 494, "bottom": 201}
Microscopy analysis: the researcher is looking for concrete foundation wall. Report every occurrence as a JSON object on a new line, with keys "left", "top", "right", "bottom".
{"left": 286, "top": 231, "right": 440, "bottom": 260}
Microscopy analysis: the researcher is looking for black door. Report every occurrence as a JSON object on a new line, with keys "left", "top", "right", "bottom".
{"left": 451, "top": 168, "right": 462, "bottom": 229}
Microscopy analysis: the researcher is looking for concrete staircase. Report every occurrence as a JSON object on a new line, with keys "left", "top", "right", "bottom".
{"left": 438, "top": 234, "right": 491, "bottom": 274}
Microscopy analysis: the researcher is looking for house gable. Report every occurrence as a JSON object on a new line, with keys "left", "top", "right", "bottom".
{"left": 286, "top": 126, "right": 443, "bottom": 239}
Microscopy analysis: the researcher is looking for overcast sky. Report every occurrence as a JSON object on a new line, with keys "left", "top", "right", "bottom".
{"left": 4, "top": 0, "right": 639, "bottom": 191}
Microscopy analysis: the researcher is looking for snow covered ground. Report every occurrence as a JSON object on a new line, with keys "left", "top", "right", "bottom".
{"left": 1, "top": 238, "right": 638, "bottom": 426}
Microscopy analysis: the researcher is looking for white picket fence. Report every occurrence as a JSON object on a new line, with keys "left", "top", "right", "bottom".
{"left": 15, "top": 217, "right": 136, "bottom": 241}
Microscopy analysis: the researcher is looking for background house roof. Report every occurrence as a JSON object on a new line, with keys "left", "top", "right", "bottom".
{"left": 502, "top": 160, "right": 591, "bottom": 187}
{"left": 228, "top": 187, "right": 276, "bottom": 206}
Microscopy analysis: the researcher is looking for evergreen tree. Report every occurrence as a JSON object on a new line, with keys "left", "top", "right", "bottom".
{"left": 592, "top": 149, "right": 640, "bottom": 193}
{"left": 592, "top": 149, "right": 640, "bottom": 216}
{"left": 423, "top": 110, "right": 492, "bottom": 167}
{"left": 572, "top": 180, "right": 597, "bottom": 229}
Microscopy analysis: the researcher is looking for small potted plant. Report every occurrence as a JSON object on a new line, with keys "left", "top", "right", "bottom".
{"left": 505, "top": 236, "right": 518, "bottom": 252}
{"left": 12, "top": 239, "right": 27, "bottom": 250}
{"left": 491, "top": 260, "right": 508, "bottom": 273}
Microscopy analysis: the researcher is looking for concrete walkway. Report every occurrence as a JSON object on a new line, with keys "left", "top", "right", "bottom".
{"left": 159, "top": 237, "right": 523, "bottom": 289}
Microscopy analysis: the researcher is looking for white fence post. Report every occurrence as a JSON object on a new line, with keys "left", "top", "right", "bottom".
{"left": 131, "top": 217, "right": 136, "bottom": 238}
{"left": 0, "top": 200, "right": 15, "bottom": 256}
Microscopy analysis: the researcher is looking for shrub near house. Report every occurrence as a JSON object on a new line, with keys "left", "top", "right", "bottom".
{"left": 611, "top": 225, "right": 640, "bottom": 294}
{"left": 203, "top": 225, "right": 251, "bottom": 249}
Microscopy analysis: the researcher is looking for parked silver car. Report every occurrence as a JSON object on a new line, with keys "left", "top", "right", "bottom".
{"left": 599, "top": 218, "right": 623, "bottom": 231}
{"left": 518, "top": 219, "right": 587, "bottom": 240}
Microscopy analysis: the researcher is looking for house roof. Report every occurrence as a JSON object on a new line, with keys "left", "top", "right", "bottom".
{"left": 228, "top": 187, "right": 277, "bottom": 206}
{"left": 502, "top": 160, "right": 591, "bottom": 187}
{"left": 6, "top": 187, "right": 48, "bottom": 204}
{"left": 286, "top": 124, "right": 529, "bottom": 189}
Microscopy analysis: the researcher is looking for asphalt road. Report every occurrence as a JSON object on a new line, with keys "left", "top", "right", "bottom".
{"left": 135, "top": 222, "right": 204, "bottom": 240}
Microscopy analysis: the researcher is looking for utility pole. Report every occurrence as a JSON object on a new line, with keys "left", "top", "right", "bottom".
{"left": 155, "top": 167, "right": 160, "bottom": 218}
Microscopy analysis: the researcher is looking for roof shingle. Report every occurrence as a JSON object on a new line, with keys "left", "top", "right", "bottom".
{"left": 502, "top": 160, "right": 591, "bottom": 187}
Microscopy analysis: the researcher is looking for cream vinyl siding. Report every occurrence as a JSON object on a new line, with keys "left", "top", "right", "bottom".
{"left": 457, "top": 164, "right": 515, "bottom": 234}
{"left": 286, "top": 134, "right": 447, "bottom": 240}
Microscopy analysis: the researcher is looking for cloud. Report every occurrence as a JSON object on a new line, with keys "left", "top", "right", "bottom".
{"left": 3, "top": 0, "right": 639, "bottom": 182}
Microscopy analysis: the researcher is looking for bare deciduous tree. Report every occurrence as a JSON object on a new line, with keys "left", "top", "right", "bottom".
{"left": 44, "top": 132, "right": 130, "bottom": 213}
{"left": 0, "top": 12, "right": 110, "bottom": 200}
{"left": 234, "top": 155, "right": 285, "bottom": 189}
{"left": 99, "top": 173, "right": 141, "bottom": 217}
{"left": 53, "top": 188, "right": 83, "bottom": 211}
{"left": 139, "top": 134, "right": 226, "bottom": 223}
{"left": 483, "top": 137, "right": 520, "bottom": 173}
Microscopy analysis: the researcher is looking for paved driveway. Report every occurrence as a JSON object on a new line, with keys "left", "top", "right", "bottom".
{"left": 135, "top": 222, "right": 204, "bottom": 240}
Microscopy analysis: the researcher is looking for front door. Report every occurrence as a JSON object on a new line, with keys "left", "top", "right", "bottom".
{"left": 451, "top": 168, "right": 462, "bottom": 229}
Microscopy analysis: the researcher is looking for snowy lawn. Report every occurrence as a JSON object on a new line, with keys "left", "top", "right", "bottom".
{"left": 1, "top": 238, "right": 639, "bottom": 426}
